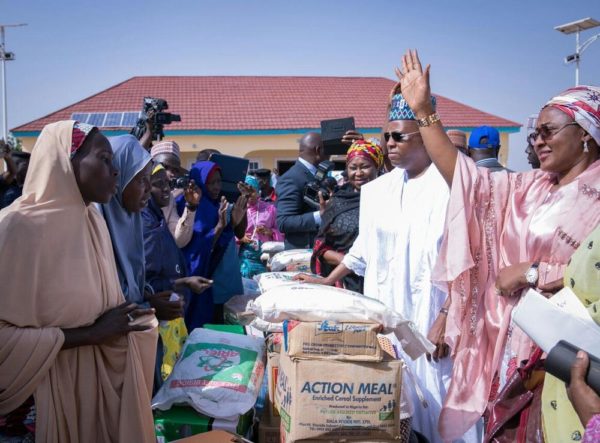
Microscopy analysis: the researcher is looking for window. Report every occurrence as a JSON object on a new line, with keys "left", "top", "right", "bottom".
{"left": 247, "top": 159, "right": 261, "bottom": 172}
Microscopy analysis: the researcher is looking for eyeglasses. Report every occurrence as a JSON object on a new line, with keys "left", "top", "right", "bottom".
{"left": 527, "top": 122, "right": 579, "bottom": 146}
{"left": 383, "top": 130, "right": 421, "bottom": 143}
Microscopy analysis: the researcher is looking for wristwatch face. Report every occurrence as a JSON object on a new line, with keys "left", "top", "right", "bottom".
{"left": 526, "top": 267, "right": 538, "bottom": 286}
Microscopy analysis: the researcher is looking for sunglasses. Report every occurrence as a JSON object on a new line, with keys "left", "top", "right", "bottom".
{"left": 384, "top": 130, "right": 421, "bottom": 143}
{"left": 527, "top": 122, "right": 578, "bottom": 146}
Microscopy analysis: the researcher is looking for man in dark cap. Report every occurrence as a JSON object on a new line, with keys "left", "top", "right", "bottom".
{"left": 254, "top": 168, "right": 277, "bottom": 202}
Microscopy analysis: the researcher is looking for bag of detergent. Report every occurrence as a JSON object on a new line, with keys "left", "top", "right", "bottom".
{"left": 152, "top": 328, "right": 266, "bottom": 419}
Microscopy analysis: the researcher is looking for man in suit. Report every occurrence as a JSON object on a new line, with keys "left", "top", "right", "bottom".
{"left": 276, "top": 132, "right": 329, "bottom": 250}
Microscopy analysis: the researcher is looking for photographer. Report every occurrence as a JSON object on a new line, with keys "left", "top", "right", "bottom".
{"left": 132, "top": 97, "right": 181, "bottom": 150}
{"left": 276, "top": 132, "right": 329, "bottom": 250}
{"left": 150, "top": 141, "right": 199, "bottom": 248}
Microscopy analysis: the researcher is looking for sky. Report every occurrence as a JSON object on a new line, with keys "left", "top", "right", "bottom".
{"left": 2, "top": 0, "right": 600, "bottom": 171}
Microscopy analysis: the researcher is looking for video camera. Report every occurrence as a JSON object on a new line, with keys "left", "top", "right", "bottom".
{"left": 131, "top": 97, "right": 181, "bottom": 141}
{"left": 303, "top": 160, "right": 335, "bottom": 209}
{"left": 169, "top": 176, "right": 190, "bottom": 189}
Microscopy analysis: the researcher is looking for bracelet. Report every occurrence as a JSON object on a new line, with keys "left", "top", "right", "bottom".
{"left": 416, "top": 112, "right": 441, "bottom": 128}
{"left": 439, "top": 307, "right": 449, "bottom": 315}
{"left": 185, "top": 203, "right": 198, "bottom": 211}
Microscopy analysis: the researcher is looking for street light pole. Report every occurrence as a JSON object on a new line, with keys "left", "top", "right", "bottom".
{"left": 555, "top": 17, "right": 600, "bottom": 86}
{"left": 0, "top": 23, "right": 26, "bottom": 142}
{"left": 1, "top": 27, "right": 8, "bottom": 141}
{"left": 575, "top": 29, "right": 580, "bottom": 86}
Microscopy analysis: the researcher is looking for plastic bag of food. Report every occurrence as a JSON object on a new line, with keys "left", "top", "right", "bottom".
{"left": 248, "top": 283, "right": 434, "bottom": 359}
{"left": 261, "top": 241, "right": 285, "bottom": 254}
{"left": 152, "top": 328, "right": 266, "bottom": 419}
{"left": 253, "top": 271, "right": 317, "bottom": 293}
{"left": 242, "top": 277, "right": 260, "bottom": 296}
{"left": 268, "top": 249, "right": 312, "bottom": 272}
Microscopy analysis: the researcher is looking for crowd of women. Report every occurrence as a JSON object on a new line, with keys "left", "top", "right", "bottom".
{"left": 1, "top": 47, "right": 600, "bottom": 443}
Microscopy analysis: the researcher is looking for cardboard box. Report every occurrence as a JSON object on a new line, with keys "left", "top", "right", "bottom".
{"left": 257, "top": 415, "right": 281, "bottom": 443}
{"left": 276, "top": 352, "right": 403, "bottom": 442}
{"left": 266, "top": 351, "right": 280, "bottom": 418}
{"left": 264, "top": 334, "right": 283, "bottom": 418}
{"left": 154, "top": 406, "right": 254, "bottom": 442}
{"left": 283, "top": 320, "right": 383, "bottom": 362}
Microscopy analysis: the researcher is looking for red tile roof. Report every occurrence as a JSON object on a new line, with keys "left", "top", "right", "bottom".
{"left": 13, "top": 76, "right": 521, "bottom": 132}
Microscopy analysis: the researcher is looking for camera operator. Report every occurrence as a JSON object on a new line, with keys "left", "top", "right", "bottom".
{"left": 150, "top": 141, "right": 200, "bottom": 248}
{"left": 132, "top": 97, "right": 181, "bottom": 150}
{"left": 276, "top": 132, "right": 329, "bottom": 250}
{"left": 139, "top": 108, "right": 156, "bottom": 151}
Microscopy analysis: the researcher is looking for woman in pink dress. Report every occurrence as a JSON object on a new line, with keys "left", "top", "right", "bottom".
{"left": 396, "top": 49, "right": 600, "bottom": 441}
{"left": 238, "top": 175, "right": 283, "bottom": 277}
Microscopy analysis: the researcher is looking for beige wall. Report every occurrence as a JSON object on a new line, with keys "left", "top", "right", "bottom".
{"left": 17, "top": 130, "right": 511, "bottom": 168}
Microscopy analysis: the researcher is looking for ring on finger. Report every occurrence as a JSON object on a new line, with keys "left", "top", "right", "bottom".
{"left": 127, "top": 313, "right": 135, "bottom": 322}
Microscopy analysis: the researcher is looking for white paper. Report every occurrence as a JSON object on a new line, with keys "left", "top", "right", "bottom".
{"left": 513, "top": 288, "right": 600, "bottom": 357}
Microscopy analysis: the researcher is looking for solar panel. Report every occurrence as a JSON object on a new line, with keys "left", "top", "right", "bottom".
{"left": 87, "top": 113, "right": 105, "bottom": 126}
{"left": 122, "top": 112, "right": 140, "bottom": 127}
{"left": 71, "top": 113, "right": 89, "bottom": 123}
{"left": 70, "top": 111, "right": 141, "bottom": 127}
{"left": 104, "top": 112, "right": 122, "bottom": 127}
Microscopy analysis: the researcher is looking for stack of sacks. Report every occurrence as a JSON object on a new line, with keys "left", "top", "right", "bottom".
{"left": 260, "top": 240, "right": 285, "bottom": 263}
{"left": 249, "top": 284, "right": 434, "bottom": 443}
{"left": 254, "top": 271, "right": 318, "bottom": 293}
{"left": 268, "top": 249, "right": 312, "bottom": 272}
{"left": 152, "top": 328, "right": 266, "bottom": 442}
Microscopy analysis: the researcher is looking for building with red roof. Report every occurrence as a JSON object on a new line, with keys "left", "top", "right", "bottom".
{"left": 13, "top": 76, "right": 520, "bottom": 170}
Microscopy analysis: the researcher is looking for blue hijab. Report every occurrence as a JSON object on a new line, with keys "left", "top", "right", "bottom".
{"left": 177, "top": 161, "right": 235, "bottom": 329}
{"left": 178, "top": 161, "right": 233, "bottom": 277}
{"left": 100, "top": 135, "right": 152, "bottom": 304}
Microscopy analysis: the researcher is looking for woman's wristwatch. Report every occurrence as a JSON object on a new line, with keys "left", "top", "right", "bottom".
{"left": 525, "top": 262, "right": 540, "bottom": 287}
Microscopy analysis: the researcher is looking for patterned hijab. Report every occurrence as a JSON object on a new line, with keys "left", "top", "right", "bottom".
{"left": 70, "top": 121, "right": 95, "bottom": 158}
{"left": 346, "top": 139, "right": 384, "bottom": 169}
{"left": 545, "top": 85, "right": 600, "bottom": 145}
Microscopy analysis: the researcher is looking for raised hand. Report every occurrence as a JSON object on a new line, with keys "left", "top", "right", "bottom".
{"left": 341, "top": 130, "right": 364, "bottom": 146}
{"left": 231, "top": 189, "right": 249, "bottom": 227}
{"left": 184, "top": 179, "right": 201, "bottom": 207}
{"left": 395, "top": 49, "right": 433, "bottom": 117}
{"left": 216, "top": 196, "right": 228, "bottom": 229}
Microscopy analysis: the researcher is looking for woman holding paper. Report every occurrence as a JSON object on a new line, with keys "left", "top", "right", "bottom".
{"left": 397, "top": 49, "right": 600, "bottom": 441}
